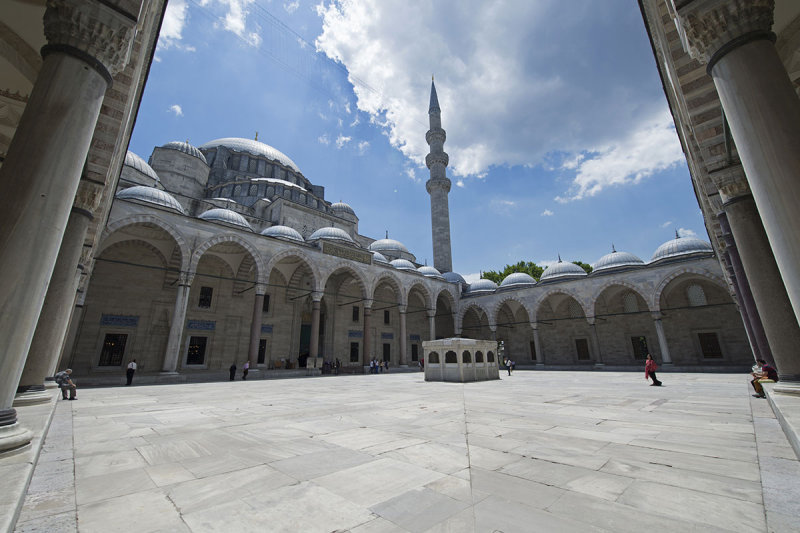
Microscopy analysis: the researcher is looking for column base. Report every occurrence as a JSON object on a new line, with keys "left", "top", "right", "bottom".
{"left": 0, "top": 421, "right": 33, "bottom": 453}
{"left": 774, "top": 381, "right": 800, "bottom": 396}
{"left": 593, "top": 363, "right": 606, "bottom": 369}
{"left": 13, "top": 386, "right": 53, "bottom": 407}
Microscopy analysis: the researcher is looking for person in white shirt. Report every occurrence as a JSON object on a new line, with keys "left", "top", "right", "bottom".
{"left": 126, "top": 359, "right": 137, "bottom": 385}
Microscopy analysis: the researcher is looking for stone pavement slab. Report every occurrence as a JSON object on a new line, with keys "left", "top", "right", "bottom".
{"left": 10, "top": 371, "right": 800, "bottom": 532}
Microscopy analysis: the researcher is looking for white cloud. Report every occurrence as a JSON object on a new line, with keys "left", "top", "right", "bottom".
{"left": 345, "top": 102, "right": 352, "bottom": 114}
{"left": 337, "top": 118, "right": 343, "bottom": 127}
{"left": 456, "top": 179, "right": 465, "bottom": 188}
{"left": 318, "top": 134, "right": 330, "bottom": 145}
{"left": 538, "top": 259, "right": 558, "bottom": 269}
{"left": 168, "top": 104, "right": 184, "bottom": 117}
{"left": 490, "top": 199, "right": 517, "bottom": 213}
{"left": 350, "top": 115, "right": 360, "bottom": 127}
{"left": 678, "top": 227, "right": 697, "bottom": 237}
{"left": 660, "top": 220, "right": 673, "bottom": 228}
{"left": 314, "top": 1, "right": 680, "bottom": 185}
{"left": 199, "top": 0, "right": 261, "bottom": 47}
{"left": 462, "top": 272, "right": 482, "bottom": 284}
{"left": 284, "top": 0, "right": 300, "bottom": 14}
{"left": 157, "top": 0, "right": 195, "bottom": 52}
{"left": 357, "top": 140, "right": 370, "bottom": 154}
{"left": 335, "top": 134, "right": 352, "bottom": 148}
{"left": 541, "top": 209, "right": 554, "bottom": 216}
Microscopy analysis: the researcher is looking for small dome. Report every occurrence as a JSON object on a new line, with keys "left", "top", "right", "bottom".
{"left": 467, "top": 279, "right": 498, "bottom": 294}
{"left": 500, "top": 272, "right": 537, "bottom": 288}
{"left": 593, "top": 248, "right": 644, "bottom": 272}
{"left": 308, "top": 227, "right": 355, "bottom": 244}
{"left": 371, "top": 251, "right": 390, "bottom": 264}
{"left": 540, "top": 260, "right": 588, "bottom": 281}
{"left": 442, "top": 271, "right": 467, "bottom": 285}
{"left": 161, "top": 141, "right": 207, "bottom": 164}
{"left": 390, "top": 259, "right": 417, "bottom": 271}
{"left": 123, "top": 151, "right": 159, "bottom": 182}
{"left": 331, "top": 202, "right": 356, "bottom": 217}
{"left": 369, "top": 238, "right": 410, "bottom": 255}
{"left": 651, "top": 235, "right": 713, "bottom": 263}
{"left": 199, "top": 138, "right": 301, "bottom": 173}
{"left": 418, "top": 265, "right": 444, "bottom": 280}
{"left": 198, "top": 208, "right": 252, "bottom": 230}
{"left": 261, "top": 225, "right": 303, "bottom": 243}
{"left": 116, "top": 186, "right": 184, "bottom": 214}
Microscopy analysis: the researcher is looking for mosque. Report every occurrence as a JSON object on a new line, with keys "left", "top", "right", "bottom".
{"left": 56, "top": 79, "right": 751, "bottom": 381}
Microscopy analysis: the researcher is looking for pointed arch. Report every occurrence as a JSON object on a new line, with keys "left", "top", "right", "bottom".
{"left": 264, "top": 249, "right": 321, "bottom": 291}
{"left": 534, "top": 287, "right": 591, "bottom": 321}
{"left": 406, "top": 280, "right": 433, "bottom": 311}
{"left": 191, "top": 233, "right": 265, "bottom": 283}
{"left": 652, "top": 267, "right": 726, "bottom": 312}
{"left": 592, "top": 280, "right": 653, "bottom": 313}
{"left": 102, "top": 214, "right": 190, "bottom": 272}
{"left": 371, "top": 271, "right": 404, "bottom": 303}
{"left": 491, "top": 296, "right": 534, "bottom": 328}
{"left": 319, "top": 262, "right": 368, "bottom": 299}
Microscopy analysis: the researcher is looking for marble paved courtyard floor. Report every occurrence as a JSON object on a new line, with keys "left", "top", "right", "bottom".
{"left": 14, "top": 371, "right": 800, "bottom": 532}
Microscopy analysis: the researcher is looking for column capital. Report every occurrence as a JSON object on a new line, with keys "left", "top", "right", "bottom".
{"left": 650, "top": 311, "right": 664, "bottom": 320}
{"left": 709, "top": 164, "right": 751, "bottom": 203}
{"left": 254, "top": 283, "right": 267, "bottom": 295}
{"left": 674, "top": 0, "right": 775, "bottom": 67}
{"left": 311, "top": 291, "right": 323, "bottom": 303}
{"left": 179, "top": 271, "right": 194, "bottom": 286}
{"left": 73, "top": 179, "right": 104, "bottom": 216}
{"left": 530, "top": 322, "right": 538, "bottom": 331}
{"left": 363, "top": 299, "right": 373, "bottom": 310}
{"left": 398, "top": 304, "right": 407, "bottom": 314}
{"left": 43, "top": 0, "right": 139, "bottom": 81}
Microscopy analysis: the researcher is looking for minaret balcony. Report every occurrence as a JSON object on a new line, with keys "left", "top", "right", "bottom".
{"left": 426, "top": 128, "right": 446, "bottom": 145}
{"left": 426, "top": 152, "right": 449, "bottom": 169}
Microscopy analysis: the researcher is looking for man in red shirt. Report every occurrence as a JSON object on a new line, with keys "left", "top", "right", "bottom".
{"left": 751, "top": 359, "right": 779, "bottom": 398}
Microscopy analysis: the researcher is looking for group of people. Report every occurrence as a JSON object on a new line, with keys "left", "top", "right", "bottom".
{"left": 369, "top": 359, "right": 388, "bottom": 373}
{"left": 229, "top": 361, "right": 250, "bottom": 381}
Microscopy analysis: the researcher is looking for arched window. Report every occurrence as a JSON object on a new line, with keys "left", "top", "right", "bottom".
{"left": 622, "top": 292, "right": 639, "bottom": 313}
{"left": 283, "top": 189, "right": 291, "bottom": 199}
{"left": 462, "top": 351, "right": 471, "bottom": 363}
{"left": 475, "top": 351, "right": 484, "bottom": 363}
{"left": 569, "top": 300, "right": 584, "bottom": 318}
{"left": 233, "top": 185, "right": 241, "bottom": 196}
{"left": 487, "top": 351, "right": 495, "bottom": 362}
{"left": 266, "top": 186, "right": 274, "bottom": 197}
{"left": 445, "top": 351, "right": 457, "bottom": 363}
{"left": 428, "top": 352, "right": 439, "bottom": 364}
{"left": 687, "top": 284, "right": 707, "bottom": 307}
{"left": 249, "top": 184, "right": 258, "bottom": 196}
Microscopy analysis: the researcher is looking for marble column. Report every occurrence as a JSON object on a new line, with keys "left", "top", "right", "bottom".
{"left": 0, "top": 0, "right": 136, "bottom": 450}
{"left": 16, "top": 189, "right": 99, "bottom": 404}
{"left": 677, "top": 0, "right": 800, "bottom": 321}
{"left": 651, "top": 313, "right": 673, "bottom": 365}
{"left": 247, "top": 285, "right": 266, "bottom": 369}
{"left": 309, "top": 294, "right": 322, "bottom": 360}
{"left": 718, "top": 212, "right": 771, "bottom": 361}
{"left": 720, "top": 252, "right": 760, "bottom": 360}
{"left": 161, "top": 273, "right": 194, "bottom": 373}
{"left": 362, "top": 301, "right": 372, "bottom": 367}
{"left": 532, "top": 324, "right": 543, "bottom": 366}
{"left": 710, "top": 166, "right": 800, "bottom": 385}
{"left": 399, "top": 305, "right": 408, "bottom": 366}
{"left": 427, "top": 310, "right": 436, "bottom": 341}
{"left": 589, "top": 319, "right": 603, "bottom": 365}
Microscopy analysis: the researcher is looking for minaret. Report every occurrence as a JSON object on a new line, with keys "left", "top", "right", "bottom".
{"left": 426, "top": 78, "right": 453, "bottom": 273}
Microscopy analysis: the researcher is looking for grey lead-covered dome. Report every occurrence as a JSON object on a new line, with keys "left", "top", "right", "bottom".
{"left": 116, "top": 186, "right": 184, "bottom": 214}
{"left": 442, "top": 271, "right": 467, "bottom": 285}
{"left": 651, "top": 235, "right": 713, "bottom": 262}
{"left": 331, "top": 202, "right": 356, "bottom": 218}
{"left": 418, "top": 265, "right": 444, "bottom": 280}
{"left": 308, "top": 227, "right": 355, "bottom": 244}
{"left": 369, "top": 238, "right": 410, "bottom": 255}
{"left": 199, "top": 138, "right": 301, "bottom": 173}
{"left": 390, "top": 259, "right": 417, "bottom": 271}
{"left": 161, "top": 141, "right": 208, "bottom": 164}
{"left": 198, "top": 208, "right": 252, "bottom": 231}
{"left": 540, "top": 260, "right": 588, "bottom": 281}
{"left": 467, "top": 279, "right": 498, "bottom": 294}
{"left": 593, "top": 248, "right": 644, "bottom": 272}
{"left": 500, "top": 272, "right": 537, "bottom": 288}
{"left": 261, "top": 225, "right": 303, "bottom": 243}
{"left": 371, "top": 251, "right": 390, "bottom": 264}
{"left": 124, "top": 151, "right": 159, "bottom": 182}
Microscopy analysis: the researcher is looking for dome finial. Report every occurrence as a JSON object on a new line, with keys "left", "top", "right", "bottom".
{"left": 557, "top": 253, "right": 562, "bottom": 263}
{"left": 612, "top": 243, "right": 616, "bottom": 253}
{"left": 254, "top": 131, "right": 259, "bottom": 141}
{"left": 675, "top": 229, "right": 680, "bottom": 239}
{"left": 385, "top": 230, "right": 389, "bottom": 239}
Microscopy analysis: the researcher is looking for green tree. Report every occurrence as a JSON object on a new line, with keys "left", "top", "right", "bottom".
{"left": 483, "top": 259, "right": 592, "bottom": 283}
{"left": 572, "top": 261, "right": 593, "bottom": 274}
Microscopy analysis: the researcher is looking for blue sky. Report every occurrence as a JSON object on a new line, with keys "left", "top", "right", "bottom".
{"left": 129, "top": 0, "right": 706, "bottom": 281}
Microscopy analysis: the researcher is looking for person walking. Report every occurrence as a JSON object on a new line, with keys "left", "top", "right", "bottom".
{"left": 229, "top": 363, "right": 237, "bottom": 381}
{"left": 126, "top": 359, "right": 137, "bottom": 386}
{"left": 645, "top": 354, "right": 662, "bottom": 386}
{"left": 242, "top": 361, "right": 250, "bottom": 380}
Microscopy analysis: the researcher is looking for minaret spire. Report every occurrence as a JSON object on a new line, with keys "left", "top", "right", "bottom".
{"left": 425, "top": 78, "right": 453, "bottom": 273}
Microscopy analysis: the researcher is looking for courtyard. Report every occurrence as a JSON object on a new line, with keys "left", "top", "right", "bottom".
{"left": 13, "top": 371, "right": 800, "bottom": 532}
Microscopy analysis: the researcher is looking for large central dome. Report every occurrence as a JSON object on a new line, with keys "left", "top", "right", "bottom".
{"left": 199, "top": 138, "right": 301, "bottom": 174}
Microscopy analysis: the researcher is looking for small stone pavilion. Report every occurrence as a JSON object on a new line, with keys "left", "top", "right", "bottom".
{"left": 423, "top": 338, "right": 500, "bottom": 382}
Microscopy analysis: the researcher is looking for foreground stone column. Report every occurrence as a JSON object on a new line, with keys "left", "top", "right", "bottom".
{"left": 309, "top": 294, "right": 321, "bottom": 360}
{"left": 247, "top": 286, "right": 266, "bottom": 369}
{"left": 651, "top": 313, "right": 673, "bottom": 365}
{"left": 711, "top": 167, "right": 800, "bottom": 385}
{"left": 0, "top": 0, "right": 136, "bottom": 450}
{"left": 427, "top": 310, "right": 436, "bottom": 341}
{"left": 362, "top": 301, "right": 372, "bottom": 367}
{"left": 16, "top": 190, "right": 98, "bottom": 404}
{"left": 532, "top": 324, "right": 543, "bottom": 366}
{"left": 677, "top": 0, "right": 800, "bottom": 321}
{"left": 162, "top": 273, "right": 194, "bottom": 373}
{"left": 718, "top": 212, "right": 771, "bottom": 361}
{"left": 399, "top": 305, "right": 408, "bottom": 366}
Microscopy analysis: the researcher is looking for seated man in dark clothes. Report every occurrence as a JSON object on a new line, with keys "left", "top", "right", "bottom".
{"left": 751, "top": 359, "right": 778, "bottom": 398}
